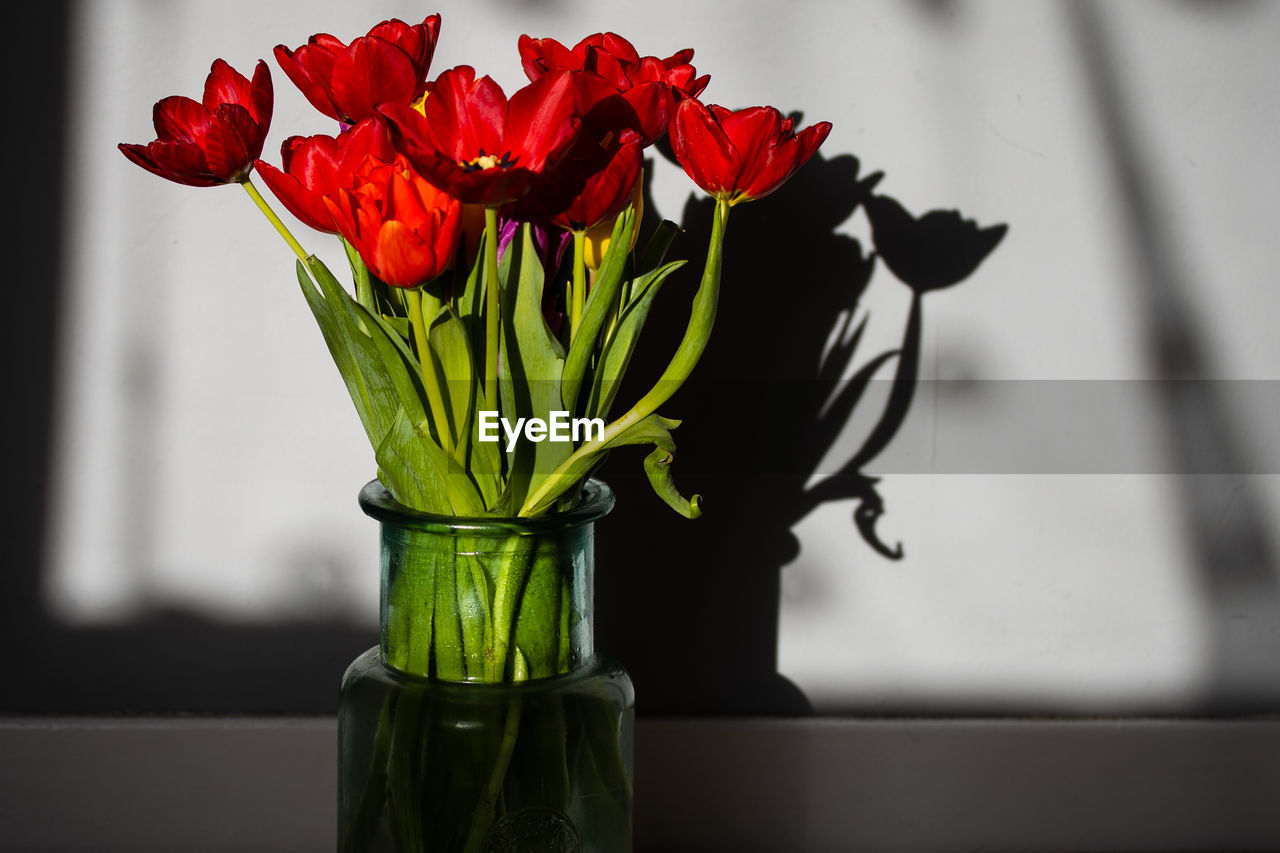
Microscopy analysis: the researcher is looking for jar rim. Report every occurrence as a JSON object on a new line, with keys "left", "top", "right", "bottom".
{"left": 358, "top": 478, "right": 615, "bottom": 534}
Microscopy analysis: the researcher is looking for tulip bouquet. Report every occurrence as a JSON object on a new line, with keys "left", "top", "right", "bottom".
{"left": 120, "top": 15, "right": 829, "bottom": 524}
{"left": 120, "top": 12, "right": 832, "bottom": 851}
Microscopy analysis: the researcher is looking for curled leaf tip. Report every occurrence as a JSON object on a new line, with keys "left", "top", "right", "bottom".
{"left": 854, "top": 500, "right": 902, "bottom": 560}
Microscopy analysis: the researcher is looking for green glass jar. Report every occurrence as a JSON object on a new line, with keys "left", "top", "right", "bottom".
{"left": 339, "top": 479, "right": 634, "bottom": 853}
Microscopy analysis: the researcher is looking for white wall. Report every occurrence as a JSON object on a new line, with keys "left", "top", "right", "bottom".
{"left": 49, "top": 0, "right": 1280, "bottom": 711}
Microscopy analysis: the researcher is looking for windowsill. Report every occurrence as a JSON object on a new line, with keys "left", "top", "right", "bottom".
{"left": 2, "top": 715, "right": 1277, "bottom": 851}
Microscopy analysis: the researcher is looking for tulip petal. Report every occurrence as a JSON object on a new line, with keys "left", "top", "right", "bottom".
{"left": 331, "top": 37, "right": 418, "bottom": 122}
{"left": 248, "top": 59, "right": 274, "bottom": 128}
{"left": 722, "top": 107, "right": 787, "bottom": 198}
{"left": 506, "top": 70, "right": 580, "bottom": 171}
{"left": 152, "top": 96, "right": 210, "bottom": 143}
{"left": 663, "top": 48, "right": 695, "bottom": 69}
{"left": 670, "top": 99, "right": 740, "bottom": 198}
{"left": 218, "top": 101, "right": 268, "bottom": 159}
{"left": 371, "top": 13, "right": 439, "bottom": 74}
{"left": 204, "top": 103, "right": 258, "bottom": 179}
{"left": 339, "top": 118, "right": 397, "bottom": 170}
{"left": 121, "top": 141, "right": 221, "bottom": 187}
{"left": 256, "top": 156, "right": 337, "bottom": 232}
{"left": 622, "top": 81, "right": 671, "bottom": 145}
{"left": 372, "top": 220, "right": 438, "bottom": 288}
{"left": 518, "top": 35, "right": 578, "bottom": 81}
{"left": 275, "top": 43, "right": 342, "bottom": 122}
{"left": 597, "top": 33, "right": 641, "bottom": 66}
{"left": 555, "top": 137, "right": 643, "bottom": 231}
{"left": 310, "top": 33, "right": 346, "bottom": 52}
{"left": 202, "top": 59, "right": 252, "bottom": 114}
{"left": 421, "top": 66, "right": 506, "bottom": 160}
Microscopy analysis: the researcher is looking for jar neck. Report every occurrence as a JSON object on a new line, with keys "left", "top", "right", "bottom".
{"left": 362, "top": 480, "right": 612, "bottom": 685}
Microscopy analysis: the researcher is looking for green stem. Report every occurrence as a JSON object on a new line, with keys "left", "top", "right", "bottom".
{"left": 461, "top": 651, "right": 528, "bottom": 853}
{"left": 484, "top": 207, "right": 501, "bottom": 414}
{"left": 241, "top": 178, "right": 308, "bottom": 263}
{"left": 460, "top": 544, "right": 494, "bottom": 677}
{"left": 519, "top": 198, "right": 730, "bottom": 516}
{"left": 557, "top": 577, "right": 571, "bottom": 672}
{"left": 386, "top": 690, "right": 427, "bottom": 851}
{"left": 485, "top": 539, "right": 532, "bottom": 682}
{"left": 384, "top": 533, "right": 436, "bottom": 677}
{"left": 433, "top": 547, "right": 466, "bottom": 680}
{"left": 340, "top": 692, "right": 395, "bottom": 853}
{"left": 455, "top": 548, "right": 488, "bottom": 679}
{"left": 570, "top": 230, "right": 587, "bottom": 343}
{"left": 406, "top": 287, "right": 454, "bottom": 456}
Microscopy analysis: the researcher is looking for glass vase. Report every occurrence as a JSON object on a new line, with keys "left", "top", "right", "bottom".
{"left": 338, "top": 479, "right": 633, "bottom": 853}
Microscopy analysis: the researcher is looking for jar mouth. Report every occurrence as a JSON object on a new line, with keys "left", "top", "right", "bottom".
{"left": 358, "top": 478, "right": 615, "bottom": 534}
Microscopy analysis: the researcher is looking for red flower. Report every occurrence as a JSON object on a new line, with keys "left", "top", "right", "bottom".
{"left": 254, "top": 118, "right": 396, "bottom": 232}
{"left": 669, "top": 100, "right": 831, "bottom": 204}
{"left": 379, "top": 66, "right": 580, "bottom": 207}
{"left": 518, "top": 32, "right": 707, "bottom": 144}
{"left": 550, "top": 136, "right": 644, "bottom": 232}
{"left": 323, "top": 155, "right": 464, "bottom": 288}
{"left": 512, "top": 71, "right": 647, "bottom": 229}
{"left": 275, "top": 15, "right": 440, "bottom": 124}
{"left": 119, "top": 59, "right": 273, "bottom": 187}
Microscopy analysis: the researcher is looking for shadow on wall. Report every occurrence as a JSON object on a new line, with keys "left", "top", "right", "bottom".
{"left": 596, "top": 143, "right": 1006, "bottom": 715}
{"left": 597, "top": 0, "right": 1280, "bottom": 717}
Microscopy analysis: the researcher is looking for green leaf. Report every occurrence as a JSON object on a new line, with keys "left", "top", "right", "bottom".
{"left": 426, "top": 306, "right": 503, "bottom": 509}
{"left": 379, "top": 315, "right": 411, "bottom": 342}
{"left": 374, "top": 407, "right": 451, "bottom": 512}
{"left": 342, "top": 238, "right": 376, "bottom": 314}
{"left": 561, "top": 205, "right": 636, "bottom": 413}
{"left": 500, "top": 226, "right": 571, "bottom": 511}
{"left": 297, "top": 255, "right": 486, "bottom": 514}
{"left": 635, "top": 218, "right": 681, "bottom": 275}
{"left": 522, "top": 200, "right": 727, "bottom": 517}
{"left": 431, "top": 539, "right": 466, "bottom": 681}
{"left": 513, "top": 540, "right": 564, "bottom": 679}
{"left": 519, "top": 412, "right": 694, "bottom": 517}
{"left": 455, "top": 230, "right": 487, "bottom": 334}
{"left": 644, "top": 445, "right": 701, "bottom": 519}
{"left": 349, "top": 301, "right": 428, "bottom": 423}
{"left": 296, "top": 258, "right": 391, "bottom": 449}
{"left": 428, "top": 306, "right": 476, "bottom": 450}
{"left": 586, "top": 260, "right": 685, "bottom": 420}
{"left": 375, "top": 406, "right": 485, "bottom": 516}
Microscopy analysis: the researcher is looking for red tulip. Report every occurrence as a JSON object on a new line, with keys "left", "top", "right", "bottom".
{"left": 323, "top": 155, "right": 464, "bottom": 287}
{"left": 550, "top": 136, "right": 644, "bottom": 232}
{"left": 519, "top": 32, "right": 708, "bottom": 99}
{"left": 275, "top": 15, "right": 440, "bottom": 124}
{"left": 379, "top": 66, "right": 580, "bottom": 207}
{"left": 518, "top": 32, "right": 708, "bottom": 144}
{"left": 119, "top": 59, "right": 273, "bottom": 187}
{"left": 254, "top": 118, "right": 396, "bottom": 233}
{"left": 512, "top": 71, "right": 647, "bottom": 229}
{"left": 669, "top": 100, "right": 831, "bottom": 205}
